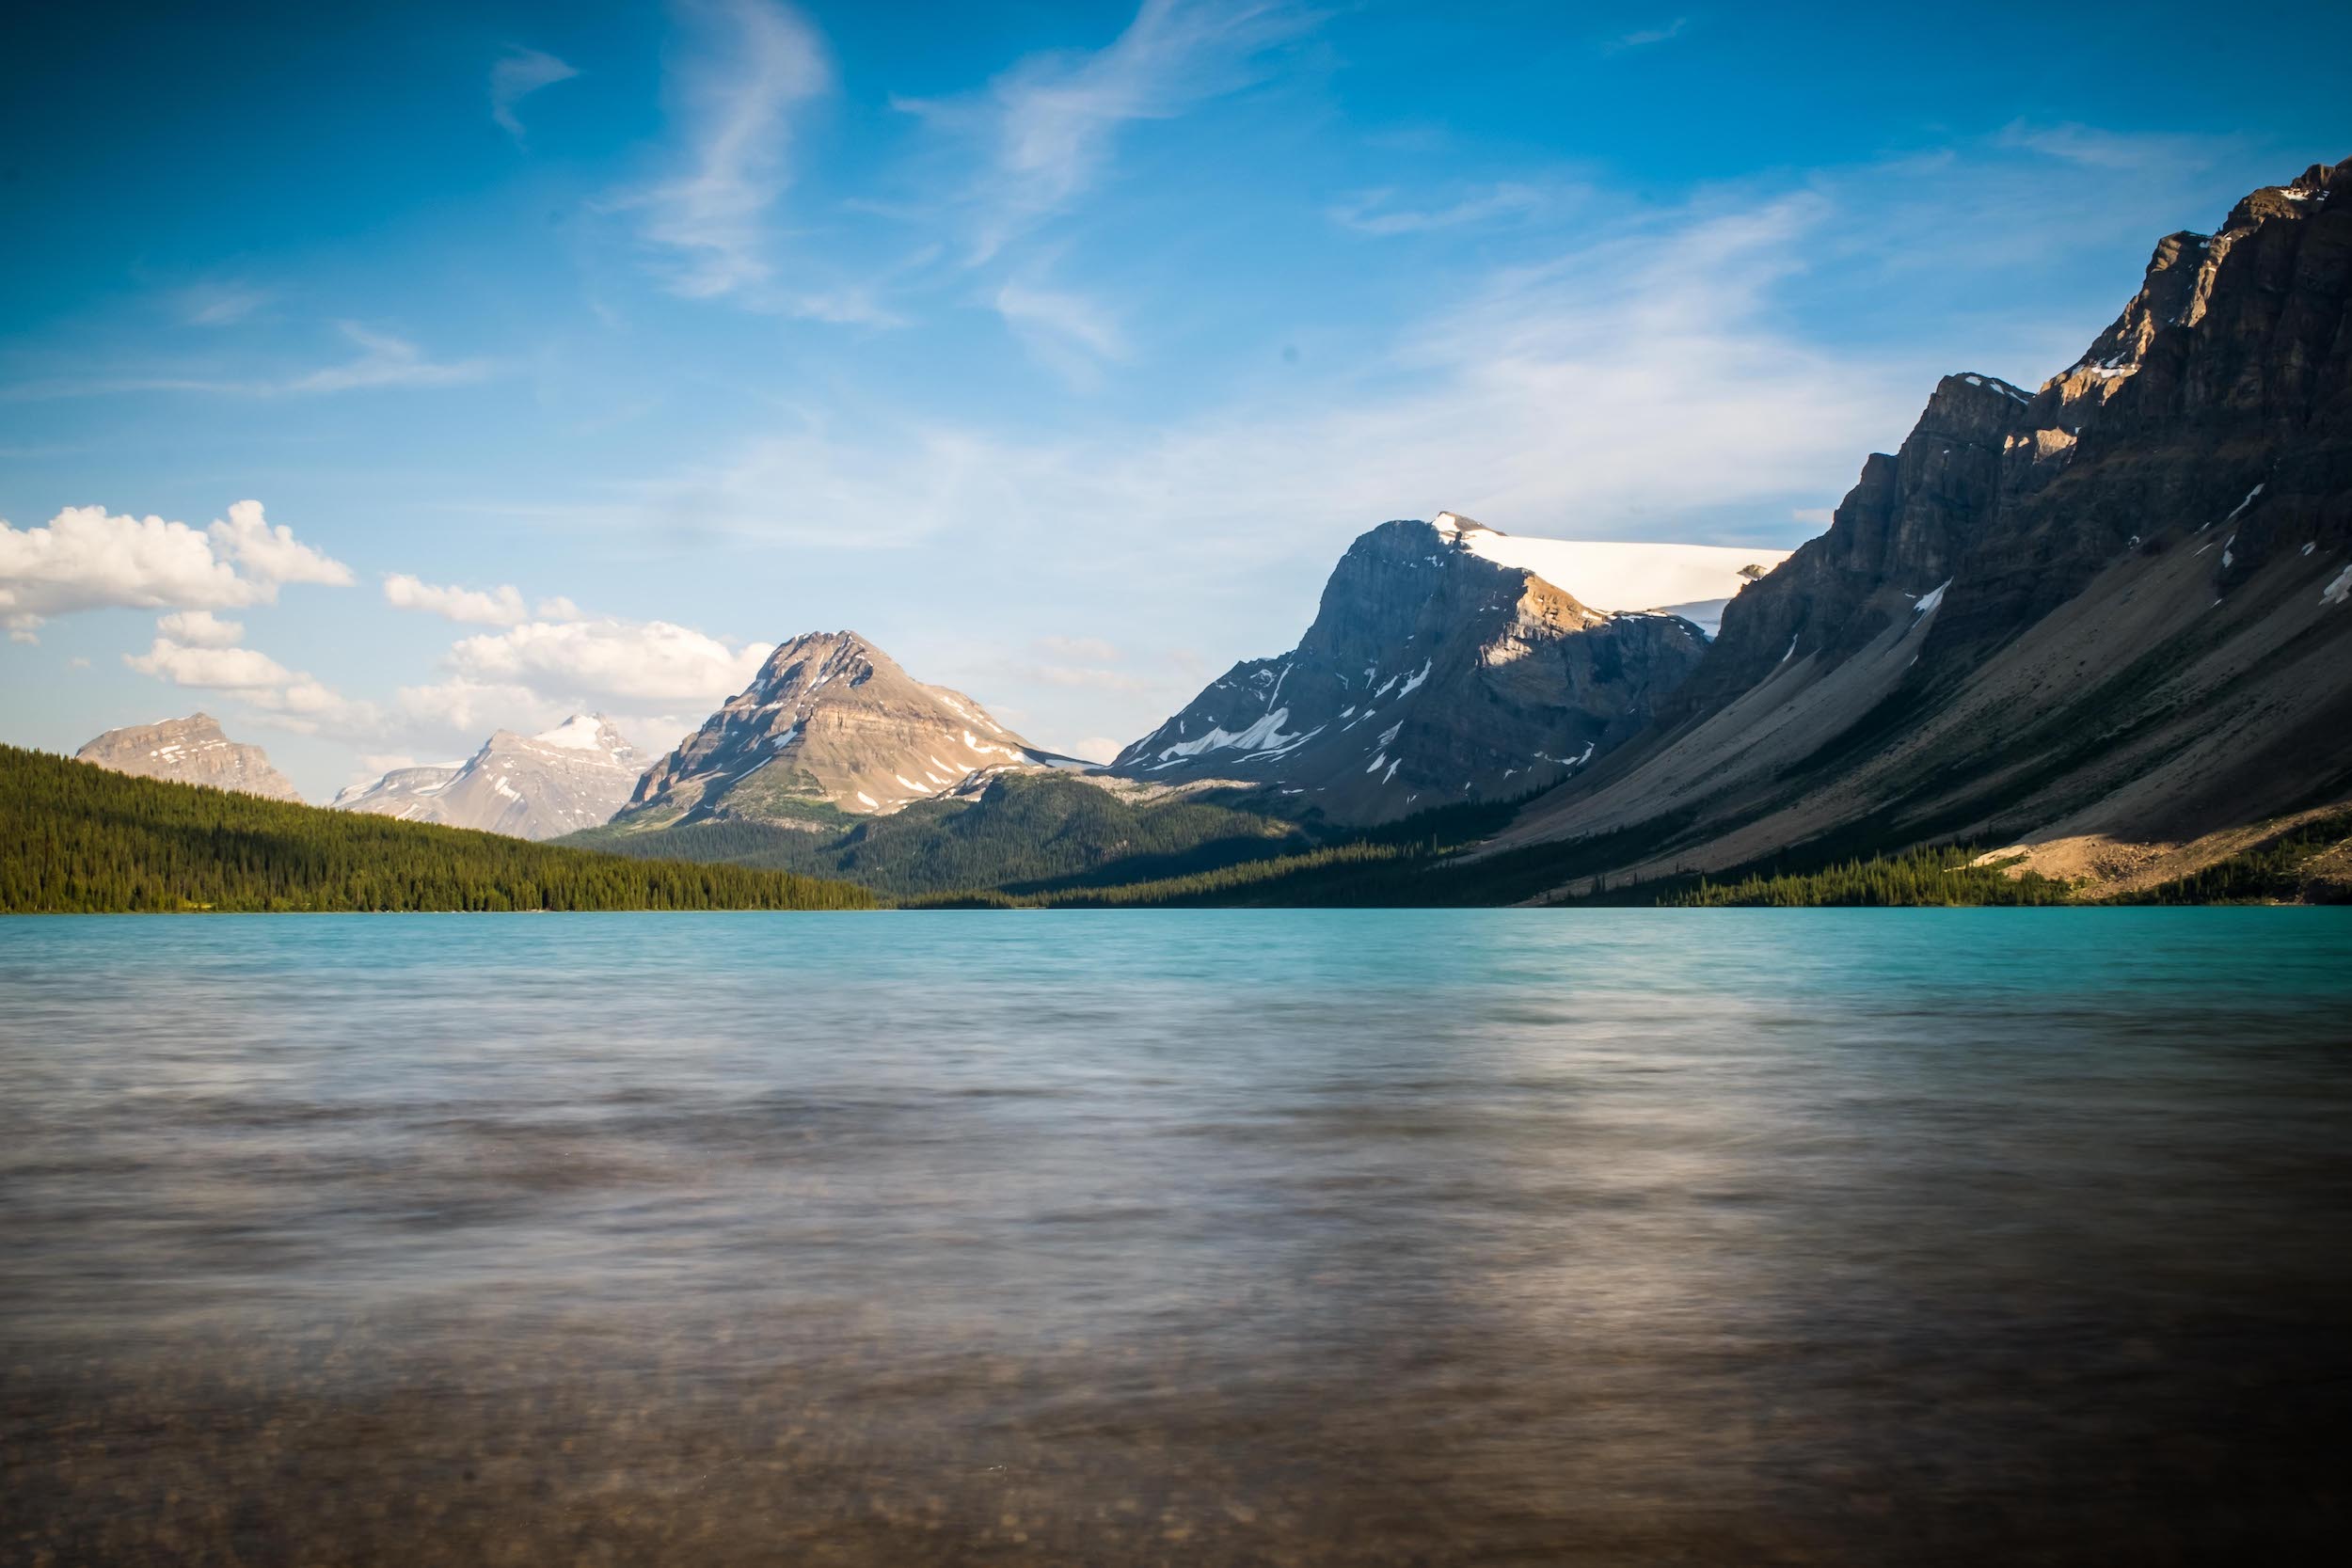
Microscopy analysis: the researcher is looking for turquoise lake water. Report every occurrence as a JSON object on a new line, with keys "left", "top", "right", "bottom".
{"left": 3, "top": 909, "right": 2349, "bottom": 1563}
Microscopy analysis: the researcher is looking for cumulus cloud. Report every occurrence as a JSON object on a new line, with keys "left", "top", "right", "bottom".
{"left": 491, "top": 46, "right": 579, "bottom": 140}
{"left": 0, "top": 499, "right": 348, "bottom": 639}
{"left": 383, "top": 573, "right": 531, "bottom": 626}
{"left": 389, "top": 673, "right": 699, "bottom": 760}
{"left": 124, "top": 632, "right": 379, "bottom": 737}
{"left": 209, "top": 500, "right": 355, "bottom": 587}
{"left": 125, "top": 638, "right": 295, "bottom": 689}
{"left": 445, "top": 617, "right": 771, "bottom": 707}
{"left": 381, "top": 574, "right": 587, "bottom": 626}
{"left": 155, "top": 609, "right": 246, "bottom": 647}
{"left": 391, "top": 676, "right": 546, "bottom": 740}
{"left": 254, "top": 677, "right": 379, "bottom": 733}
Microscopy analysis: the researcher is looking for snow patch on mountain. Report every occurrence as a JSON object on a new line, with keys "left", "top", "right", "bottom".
{"left": 1460, "top": 532, "right": 1795, "bottom": 616}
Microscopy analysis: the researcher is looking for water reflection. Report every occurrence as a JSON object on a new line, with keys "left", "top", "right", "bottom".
{"left": 2, "top": 910, "right": 2347, "bottom": 1563}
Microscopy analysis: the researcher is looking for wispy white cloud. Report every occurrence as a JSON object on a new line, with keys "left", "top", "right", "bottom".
{"left": 1037, "top": 634, "right": 1121, "bottom": 663}
{"left": 178, "top": 281, "right": 273, "bottom": 326}
{"left": 283, "top": 323, "right": 498, "bottom": 394}
{"left": 1328, "top": 182, "right": 1552, "bottom": 236}
{"left": 657, "top": 192, "right": 1888, "bottom": 560}
{"left": 619, "top": 0, "right": 830, "bottom": 300}
{"left": 1604, "top": 17, "right": 1687, "bottom": 53}
{"left": 0, "top": 500, "right": 349, "bottom": 640}
{"left": 5, "top": 323, "right": 497, "bottom": 401}
{"left": 993, "top": 279, "right": 1127, "bottom": 386}
{"left": 902, "top": 0, "right": 1318, "bottom": 262}
{"left": 491, "top": 46, "right": 580, "bottom": 141}
{"left": 1995, "top": 120, "right": 2233, "bottom": 173}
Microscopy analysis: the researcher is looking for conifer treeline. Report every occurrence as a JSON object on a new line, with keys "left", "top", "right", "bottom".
{"left": 0, "top": 747, "right": 877, "bottom": 912}
{"left": 1662, "top": 845, "right": 2074, "bottom": 907}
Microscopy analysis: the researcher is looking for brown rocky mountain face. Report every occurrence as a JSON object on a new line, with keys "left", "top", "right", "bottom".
{"left": 331, "top": 716, "right": 645, "bottom": 840}
{"left": 74, "top": 713, "right": 302, "bottom": 802}
{"left": 613, "top": 631, "right": 1080, "bottom": 829}
{"left": 1113, "top": 517, "right": 1712, "bottom": 822}
{"left": 1486, "top": 158, "right": 2352, "bottom": 896}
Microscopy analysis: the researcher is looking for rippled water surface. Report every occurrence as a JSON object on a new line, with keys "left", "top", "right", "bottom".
{"left": 3, "top": 909, "right": 2349, "bottom": 1565}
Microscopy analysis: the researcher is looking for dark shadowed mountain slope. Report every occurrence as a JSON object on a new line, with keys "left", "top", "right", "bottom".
{"left": 1485, "top": 157, "right": 2352, "bottom": 897}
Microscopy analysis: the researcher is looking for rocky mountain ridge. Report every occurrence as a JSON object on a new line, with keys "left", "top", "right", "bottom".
{"left": 75, "top": 713, "right": 302, "bottom": 802}
{"left": 1486, "top": 156, "right": 2352, "bottom": 896}
{"left": 332, "top": 714, "right": 644, "bottom": 840}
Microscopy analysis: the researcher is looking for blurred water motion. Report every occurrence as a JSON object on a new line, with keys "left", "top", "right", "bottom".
{"left": 3, "top": 909, "right": 2348, "bottom": 1564}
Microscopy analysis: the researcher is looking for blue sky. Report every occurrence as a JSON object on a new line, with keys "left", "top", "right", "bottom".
{"left": 4, "top": 0, "right": 2344, "bottom": 797}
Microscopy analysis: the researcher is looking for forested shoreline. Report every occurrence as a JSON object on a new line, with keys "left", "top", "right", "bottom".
{"left": 0, "top": 747, "right": 877, "bottom": 912}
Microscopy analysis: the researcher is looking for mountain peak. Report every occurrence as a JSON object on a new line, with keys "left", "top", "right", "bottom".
{"left": 618, "top": 630, "right": 1060, "bottom": 827}
{"left": 335, "top": 716, "right": 646, "bottom": 838}
{"left": 1430, "top": 510, "right": 1494, "bottom": 538}
{"left": 1113, "top": 515, "right": 1741, "bottom": 819}
{"left": 531, "top": 713, "right": 626, "bottom": 752}
{"left": 75, "top": 713, "right": 303, "bottom": 802}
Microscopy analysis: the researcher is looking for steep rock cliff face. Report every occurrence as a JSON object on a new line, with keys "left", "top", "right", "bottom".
{"left": 1491, "top": 158, "right": 2352, "bottom": 891}
{"left": 1114, "top": 517, "right": 1713, "bottom": 822}
{"left": 1662, "top": 372, "right": 2033, "bottom": 721}
{"left": 75, "top": 713, "right": 302, "bottom": 801}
